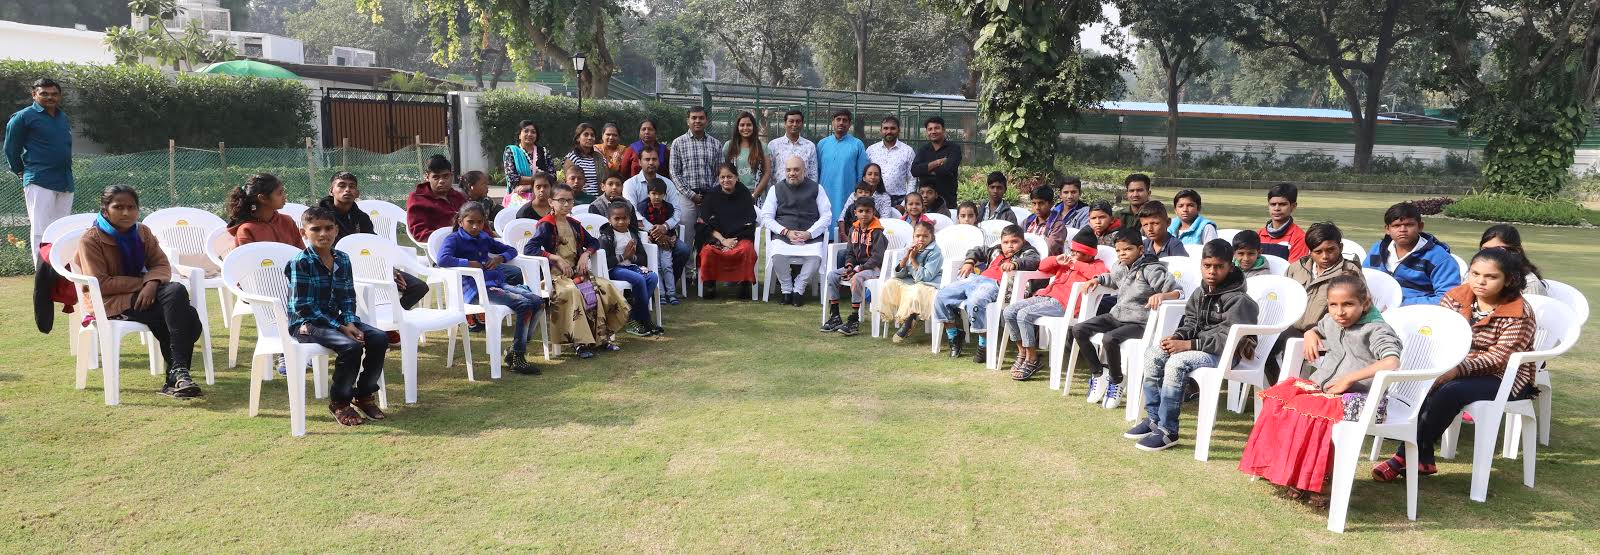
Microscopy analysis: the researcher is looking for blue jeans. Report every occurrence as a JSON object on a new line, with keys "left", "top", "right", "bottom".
{"left": 609, "top": 265, "right": 658, "bottom": 324}
{"left": 1001, "top": 295, "right": 1064, "bottom": 348}
{"left": 1140, "top": 345, "right": 1219, "bottom": 435}
{"left": 486, "top": 284, "right": 544, "bottom": 352}
{"left": 295, "top": 321, "right": 388, "bottom": 403}
{"left": 933, "top": 275, "right": 1000, "bottom": 332}
{"left": 656, "top": 238, "right": 691, "bottom": 297}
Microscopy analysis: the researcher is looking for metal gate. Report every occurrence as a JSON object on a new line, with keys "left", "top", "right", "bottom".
{"left": 321, "top": 88, "right": 453, "bottom": 153}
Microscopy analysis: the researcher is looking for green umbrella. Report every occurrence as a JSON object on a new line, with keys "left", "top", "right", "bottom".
{"left": 196, "top": 60, "right": 299, "bottom": 79}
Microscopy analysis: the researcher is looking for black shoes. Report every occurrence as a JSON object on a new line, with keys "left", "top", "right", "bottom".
{"left": 948, "top": 330, "right": 965, "bottom": 358}
{"left": 508, "top": 349, "right": 541, "bottom": 375}
{"left": 837, "top": 318, "right": 860, "bottom": 336}
{"left": 973, "top": 344, "right": 988, "bottom": 364}
{"left": 704, "top": 282, "right": 718, "bottom": 299}
{"left": 821, "top": 314, "right": 844, "bottom": 332}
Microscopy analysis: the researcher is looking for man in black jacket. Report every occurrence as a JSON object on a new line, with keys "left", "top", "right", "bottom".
{"left": 316, "top": 172, "right": 430, "bottom": 313}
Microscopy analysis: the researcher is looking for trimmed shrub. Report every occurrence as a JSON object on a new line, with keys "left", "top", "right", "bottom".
{"left": 1443, "top": 194, "right": 1594, "bottom": 226}
{"left": 1, "top": 61, "right": 314, "bottom": 153}
{"left": 477, "top": 89, "right": 686, "bottom": 170}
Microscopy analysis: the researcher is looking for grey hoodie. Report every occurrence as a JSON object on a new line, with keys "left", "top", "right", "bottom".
{"left": 1093, "top": 253, "right": 1175, "bottom": 324}
{"left": 1306, "top": 309, "right": 1402, "bottom": 393}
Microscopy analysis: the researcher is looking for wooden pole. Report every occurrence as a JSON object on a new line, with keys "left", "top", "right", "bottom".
{"left": 306, "top": 137, "right": 316, "bottom": 202}
{"left": 168, "top": 139, "right": 177, "bottom": 204}
{"left": 218, "top": 142, "right": 227, "bottom": 186}
{"left": 341, "top": 137, "right": 349, "bottom": 170}
{"left": 414, "top": 135, "right": 424, "bottom": 173}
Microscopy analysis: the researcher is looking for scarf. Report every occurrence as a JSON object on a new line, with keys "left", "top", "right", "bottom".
{"left": 509, "top": 144, "right": 533, "bottom": 177}
{"left": 95, "top": 214, "right": 146, "bottom": 277}
{"left": 1263, "top": 217, "right": 1295, "bottom": 239}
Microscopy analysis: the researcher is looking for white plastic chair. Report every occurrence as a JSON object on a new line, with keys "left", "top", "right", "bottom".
{"left": 1183, "top": 243, "right": 1204, "bottom": 258}
{"left": 1009, "top": 206, "right": 1030, "bottom": 223}
{"left": 759, "top": 225, "right": 828, "bottom": 303}
{"left": 1262, "top": 254, "right": 1290, "bottom": 276}
{"left": 1341, "top": 239, "right": 1366, "bottom": 262}
{"left": 220, "top": 241, "right": 342, "bottom": 437}
{"left": 1438, "top": 295, "right": 1579, "bottom": 502}
{"left": 49, "top": 229, "right": 166, "bottom": 404}
{"left": 1361, "top": 268, "right": 1404, "bottom": 312}
{"left": 1190, "top": 274, "right": 1308, "bottom": 461}
{"left": 977, "top": 219, "right": 1011, "bottom": 246}
{"left": 1108, "top": 257, "right": 1201, "bottom": 416}
{"left": 280, "top": 202, "right": 310, "bottom": 223}
{"left": 1216, "top": 228, "right": 1246, "bottom": 242}
{"left": 1525, "top": 280, "right": 1587, "bottom": 447}
{"left": 499, "top": 219, "right": 556, "bottom": 360}
{"left": 425, "top": 229, "right": 552, "bottom": 378}
{"left": 571, "top": 213, "right": 643, "bottom": 314}
{"left": 1322, "top": 305, "right": 1472, "bottom": 533}
{"left": 356, "top": 199, "right": 408, "bottom": 243}
{"left": 493, "top": 206, "right": 522, "bottom": 236}
{"left": 823, "top": 219, "right": 912, "bottom": 326}
{"left": 43, "top": 212, "right": 110, "bottom": 372}
{"left": 928, "top": 224, "right": 987, "bottom": 355}
{"left": 1449, "top": 253, "right": 1468, "bottom": 279}
{"left": 144, "top": 208, "right": 225, "bottom": 381}
{"left": 336, "top": 233, "right": 472, "bottom": 404}
{"left": 927, "top": 212, "right": 953, "bottom": 232}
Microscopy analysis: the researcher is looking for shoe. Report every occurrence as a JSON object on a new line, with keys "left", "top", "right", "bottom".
{"left": 791, "top": 293, "right": 807, "bottom": 307}
{"left": 1124, "top": 419, "right": 1157, "bottom": 440}
{"left": 645, "top": 323, "right": 665, "bottom": 336}
{"left": 1086, "top": 375, "right": 1103, "bottom": 404}
{"left": 821, "top": 314, "right": 843, "bottom": 332}
{"left": 624, "top": 320, "right": 648, "bottom": 336}
{"left": 1013, "top": 358, "right": 1044, "bottom": 381}
{"left": 508, "top": 350, "right": 541, "bottom": 375}
{"left": 600, "top": 342, "right": 623, "bottom": 352}
{"left": 576, "top": 346, "right": 595, "bottom": 359}
{"left": 329, "top": 400, "right": 365, "bottom": 426}
{"left": 780, "top": 292, "right": 793, "bottom": 306}
{"left": 704, "top": 283, "right": 718, "bottom": 299}
{"left": 466, "top": 315, "right": 485, "bottom": 334}
{"left": 665, "top": 295, "right": 680, "bottom": 305}
{"left": 1136, "top": 429, "right": 1179, "bottom": 451}
{"left": 895, "top": 318, "right": 915, "bottom": 340}
{"left": 1183, "top": 378, "right": 1200, "bottom": 403}
{"left": 948, "top": 330, "right": 965, "bottom": 358}
{"left": 275, "top": 355, "right": 288, "bottom": 377}
{"left": 386, "top": 330, "right": 402, "bottom": 351}
{"left": 161, "top": 370, "right": 203, "bottom": 399}
{"left": 837, "top": 319, "right": 860, "bottom": 336}
{"left": 973, "top": 342, "right": 988, "bottom": 364}
{"left": 1102, "top": 382, "right": 1122, "bottom": 409}
{"left": 738, "top": 282, "right": 753, "bottom": 299}
{"left": 351, "top": 394, "right": 387, "bottom": 420}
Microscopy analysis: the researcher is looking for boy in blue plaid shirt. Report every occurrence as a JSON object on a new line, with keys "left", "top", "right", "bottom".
{"left": 287, "top": 207, "right": 389, "bottom": 426}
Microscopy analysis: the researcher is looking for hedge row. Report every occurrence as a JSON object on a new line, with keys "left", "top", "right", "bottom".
{"left": 1442, "top": 194, "right": 1598, "bottom": 226}
{"left": 476, "top": 89, "right": 687, "bottom": 169}
{"left": 1, "top": 61, "right": 314, "bottom": 154}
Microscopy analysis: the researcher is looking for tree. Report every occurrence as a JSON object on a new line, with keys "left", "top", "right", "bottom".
{"left": 360, "top": 0, "right": 628, "bottom": 98}
{"left": 812, "top": 0, "right": 963, "bottom": 92}
{"left": 688, "top": 0, "right": 824, "bottom": 86}
{"left": 285, "top": 0, "right": 426, "bottom": 70}
{"left": 646, "top": 15, "right": 707, "bottom": 92}
{"left": 1430, "top": 0, "right": 1600, "bottom": 197}
{"left": 962, "top": 0, "right": 1128, "bottom": 173}
{"left": 1117, "top": 0, "right": 1239, "bottom": 168}
{"left": 1232, "top": 0, "right": 1431, "bottom": 173}
{"left": 105, "top": 0, "right": 238, "bottom": 70}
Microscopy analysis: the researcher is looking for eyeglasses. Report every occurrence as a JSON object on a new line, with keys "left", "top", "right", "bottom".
{"left": 551, "top": 198, "right": 574, "bottom": 204}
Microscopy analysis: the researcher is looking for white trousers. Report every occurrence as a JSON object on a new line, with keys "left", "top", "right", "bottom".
{"left": 26, "top": 184, "right": 74, "bottom": 268}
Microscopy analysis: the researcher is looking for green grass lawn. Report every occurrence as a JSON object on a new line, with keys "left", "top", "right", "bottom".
{"left": 3, "top": 188, "right": 1599, "bottom": 551}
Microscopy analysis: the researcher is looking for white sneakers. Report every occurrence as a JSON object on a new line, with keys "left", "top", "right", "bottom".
{"left": 1085, "top": 372, "right": 1108, "bottom": 404}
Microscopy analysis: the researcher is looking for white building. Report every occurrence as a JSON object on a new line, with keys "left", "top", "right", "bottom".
{"left": 0, "top": 20, "right": 115, "bottom": 64}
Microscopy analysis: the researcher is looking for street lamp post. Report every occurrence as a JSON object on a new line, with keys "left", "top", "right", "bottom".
{"left": 572, "top": 52, "right": 587, "bottom": 115}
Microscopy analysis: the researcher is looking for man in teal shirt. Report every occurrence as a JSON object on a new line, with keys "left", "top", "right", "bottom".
{"left": 5, "top": 78, "right": 74, "bottom": 269}
{"left": 816, "top": 109, "right": 868, "bottom": 224}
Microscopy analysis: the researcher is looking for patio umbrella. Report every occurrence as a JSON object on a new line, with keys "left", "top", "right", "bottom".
{"left": 196, "top": 60, "right": 299, "bottom": 79}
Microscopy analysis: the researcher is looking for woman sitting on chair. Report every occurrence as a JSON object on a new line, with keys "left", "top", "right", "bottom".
{"left": 698, "top": 163, "right": 758, "bottom": 299}
{"left": 522, "top": 183, "right": 630, "bottom": 359}
{"left": 75, "top": 184, "right": 204, "bottom": 398}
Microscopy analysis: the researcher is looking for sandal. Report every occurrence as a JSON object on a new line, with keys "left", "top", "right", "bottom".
{"left": 329, "top": 401, "right": 366, "bottom": 426}
{"left": 1371, "top": 456, "right": 1405, "bottom": 482}
{"left": 1012, "top": 358, "right": 1042, "bottom": 381}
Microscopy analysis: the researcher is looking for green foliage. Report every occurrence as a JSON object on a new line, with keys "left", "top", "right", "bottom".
{"left": 811, "top": 0, "right": 962, "bottom": 92}
{"left": 688, "top": 0, "right": 824, "bottom": 87}
{"left": 285, "top": 0, "right": 427, "bottom": 71}
{"left": 1443, "top": 194, "right": 1596, "bottom": 226}
{"left": 965, "top": 0, "right": 1127, "bottom": 174}
{"left": 475, "top": 89, "right": 686, "bottom": 168}
{"left": 0, "top": 61, "right": 314, "bottom": 154}
{"left": 379, "top": 71, "right": 447, "bottom": 92}
{"left": 646, "top": 16, "right": 707, "bottom": 92}
{"left": 106, "top": 0, "right": 237, "bottom": 69}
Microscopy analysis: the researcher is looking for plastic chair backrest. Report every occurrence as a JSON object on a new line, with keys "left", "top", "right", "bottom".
{"left": 1009, "top": 206, "right": 1030, "bottom": 223}
{"left": 927, "top": 212, "right": 953, "bottom": 232}
{"left": 205, "top": 227, "right": 234, "bottom": 269}
{"left": 503, "top": 220, "right": 540, "bottom": 254}
{"left": 948, "top": 209, "right": 958, "bottom": 219}
{"left": 1183, "top": 243, "right": 1203, "bottom": 259}
{"left": 493, "top": 204, "right": 520, "bottom": 235}
{"left": 42, "top": 213, "right": 99, "bottom": 245}
{"left": 1263, "top": 254, "right": 1290, "bottom": 275}
{"left": 1160, "top": 255, "right": 1201, "bottom": 298}
{"left": 934, "top": 225, "right": 984, "bottom": 283}
{"left": 1216, "top": 228, "right": 1246, "bottom": 243}
{"left": 356, "top": 199, "right": 407, "bottom": 242}
{"left": 1449, "top": 253, "right": 1468, "bottom": 279}
{"left": 978, "top": 220, "right": 1011, "bottom": 245}
{"left": 1361, "top": 268, "right": 1404, "bottom": 312}
{"left": 220, "top": 242, "right": 302, "bottom": 338}
{"left": 48, "top": 228, "right": 83, "bottom": 276}
{"left": 334, "top": 234, "right": 404, "bottom": 305}
{"left": 879, "top": 218, "right": 914, "bottom": 251}
{"left": 1524, "top": 295, "right": 1582, "bottom": 355}
{"left": 1380, "top": 305, "right": 1473, "bottom": 421}
{"left": 145, "top": 207, "right": 227, "bottom": 260}
{"left": 280, "top": 202, "right": 310, "bottom": 223}
{"left": 1341, "top": 239, "right": 1365, "bottom": 262}
{"left": 1541, "top": 279, "right": 1589, "bottom": 325}
{"left": 426, "top": 226, "right": 451, "bottom": 263}
{"left": 1023, "top": 233, "right": 1049, "bottom": 256}
{"left": 572, "top": 213, "right": 608, "bottom": 238}
{"left": 1096, "top": 245, "right": 1120, "bottom": 273}
{"left": 1244, "top": 274, "right": 1310, "bottom": 360}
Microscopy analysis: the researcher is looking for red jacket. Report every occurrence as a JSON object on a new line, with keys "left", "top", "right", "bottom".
{"left": 406, "top": 182, "right": 466, "bottom": 241}
{"left": 1034, "top": 255, "right": 1108, "bottom": 315}
{"left": 1258, "top": 222, "right": 1308, "bottom": 262}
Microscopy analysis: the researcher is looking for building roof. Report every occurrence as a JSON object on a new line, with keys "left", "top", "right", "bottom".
{"left": 252, "top": 59, "right": 462, "bottom": 90}
{"left": 1095, "top": 101, "right": 1399, "bottom": 123}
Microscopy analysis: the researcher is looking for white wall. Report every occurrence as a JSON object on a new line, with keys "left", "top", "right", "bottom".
{"left": 0, "top": 21, "right": 115, "bottom": 65}
{"left": 452, "top": 91, "right": 489, "bottom": 173}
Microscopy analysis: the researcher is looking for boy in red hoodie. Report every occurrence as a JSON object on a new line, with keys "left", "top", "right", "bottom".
{"left": 405, "top": 155, "right": 467, "bottom": 242}
{"left": 1256, "top": 182, "right": 1307, "bottom": 261}
{"left": 999, "top": 228, "right": 1108, "bottom": 380}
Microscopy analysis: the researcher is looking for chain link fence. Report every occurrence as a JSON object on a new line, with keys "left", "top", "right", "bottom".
{"left": 1, "top": 143, "right": 448, "bottom": 275}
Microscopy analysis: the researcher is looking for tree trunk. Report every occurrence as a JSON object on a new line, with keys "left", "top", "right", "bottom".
{"left": 1165, "top": 59, "right": 1181, "bottom": 170}
{"left": 488, "top": 49, "right": 507, "bottom": 89}
{"left": 854, "top": 20, "right": 868, "bottom": 91}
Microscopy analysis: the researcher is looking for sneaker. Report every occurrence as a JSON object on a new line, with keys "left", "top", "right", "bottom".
{"left": 1085, "top": 375, "right": 1103, "bottom": 403}
{"left": 508, "top": 350, "right": 541, "bottom": 375}
{"left": 351, "top": 394, "right": 387, "bottom": 420}
{"left": 1183, "top": 378, "right": 1200, "bottom": 403}
{"left": 780, "top": 292, "right": 794, "bottom": 306}
{"left": 645, "top": 323, "right": 665, "bottom": 336}
{"left": 820, "top": 314, "right": 843, "bottom": 332}
{"left": 704, "top": 283, "right": 718, "bottom": 299}
{"left": 386, "top": 330, "right": 403, "bottom": 351}
{"left": 466, "top": 315, "right": 486, "bottom": 334}
{"left": 576, "top": 346, "right": 595, "bottom": 359}
{"left": 895, "top": 318, "right": 915, "bottom": 340}
{"left": 837, "top": 319, "right": 860, "bottom": 336}
{"left": 600, "top": 342, "right": 623, "bottom": 352}
{"left": 624, "top": 320, "right": 648, "bottom": 336}
{"left": 275, "top": 355, "right": 288, "bottom": 377}
{"left": 665, "top": 295, "right": 680, "bottom": 305}
{"left": 1102, "top": 382, "right": 1122, "bottom": 409}
{"left": 1124, "top": 419, "right": 1157, "bottom": 440}
{"left": 948, "top": 330, "right": 965, "bottom": 358}
{"left": 1136, "top": 429, "right": 1179, "bottom": 451}
{"left": 972, "top": 342, "right": 988, "bottom": 364}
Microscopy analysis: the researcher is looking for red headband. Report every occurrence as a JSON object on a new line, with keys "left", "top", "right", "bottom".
{"left": 1069, "top": 240, "right": 1097, "bottom": 257}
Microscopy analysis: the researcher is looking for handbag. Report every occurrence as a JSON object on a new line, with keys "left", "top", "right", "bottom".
{"left": 575, "top": 279, "right": 600, "bottom": 312}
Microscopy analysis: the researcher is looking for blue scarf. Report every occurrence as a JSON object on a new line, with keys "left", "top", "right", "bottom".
{"left": 1168, "top": 214, "right": 1216, "bottom": 245}
{"left": 95, "top": 214, "right": 146, "bottom": 276}
{"left": 508, "top": 144, "right": 533, "bottom": 177}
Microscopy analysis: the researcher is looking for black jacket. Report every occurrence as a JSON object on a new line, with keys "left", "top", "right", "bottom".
{"left": 318, "top": 196, "right": 374, "bottom": 239}
{"left": 1172, "top": 266, "right": 1259, "bottom": 357}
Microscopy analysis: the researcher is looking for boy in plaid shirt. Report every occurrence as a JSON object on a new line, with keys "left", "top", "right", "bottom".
{"left": 287, "top": 207, "right": 390, "bottom": 426}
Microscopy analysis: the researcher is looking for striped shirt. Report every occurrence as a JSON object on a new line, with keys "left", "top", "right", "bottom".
{"left": 565, "top": 150, "right": 602, "bottom": 197}
{"left": 1438, "top": 285, "right": 1539, "bottom": 396}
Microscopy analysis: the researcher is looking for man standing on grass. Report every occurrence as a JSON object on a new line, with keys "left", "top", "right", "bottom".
{"left": 911, "top": 116, "right": 961, "bottom": 208}
{"left": 817, "top": 109, "right": 868, "bottom": 222}
{"left": 5, "top": 78, "right": 74, "bottom": 269}
{"left": 867, "top": 115, "right": 916, "bottom": 209}
{"left": 669, "top": 105, "right": 721, "bottom": 228}
{"left": 766, "top": 109, "right": 818, "bottom": 204}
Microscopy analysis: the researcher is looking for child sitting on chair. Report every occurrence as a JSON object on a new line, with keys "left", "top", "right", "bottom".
{"left": 933, "top": 224, "right": 1040, "bottom": 363}
{"left": 901, "top": 191, "right": 935, "bottom": 227}
{"left": 1000, "top": 228, "right": 1108, "bottom": 381}
{"left": 955, "top": 201, "right": 979, "bottom": 226}
{"left": 1233, "top": 231, "right": 1271, "bottom": 278}
{"left": 463, "top": 170, "right": 502, "bottom": 223}
{"left": 821, "top": 197, "right": 888, "bottom": 337}
{"left": 1021, "top": 186, "right": 1068, "bottom": 256}
{"left": 879, "top": 221, "right": 942, "bottom": 343}
{"left": 838, "top": 180, "right": 886, "bottom": 240}
{"left": 1126, "top": 238, "right": 1258, "bottom": 452}
{"left": 1239, "top": 275, "right": 1402, "bottom": 503}
{"left": 522, "top": 184, "right": 631, "bottom": 359}
{"left": 918, "top": 179, "right": 948, "bottom": 216}
{"left": 599, "top": 200, "right": 664, "bottom": 337}
{"left": 1087, "top": 201, "right": 1117, "bottom": 246}
{"left": 288, "top": 207, "right": 390, "bottom": 425}
{"left": 637, "top": 178, "right": 692, "bottom": 305}
{"left": 1070, "top": 228, "right": 1176, "bottom": 409}
{"left": 436, "top": 203, "right": 543, "bottom": 375}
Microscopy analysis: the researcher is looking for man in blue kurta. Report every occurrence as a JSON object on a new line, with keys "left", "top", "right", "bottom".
{"left": 5, "top": 78, "right": 74, "bottom": 269}
{"left": 816, "top": 109, "right": 868, "bottom": 223}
